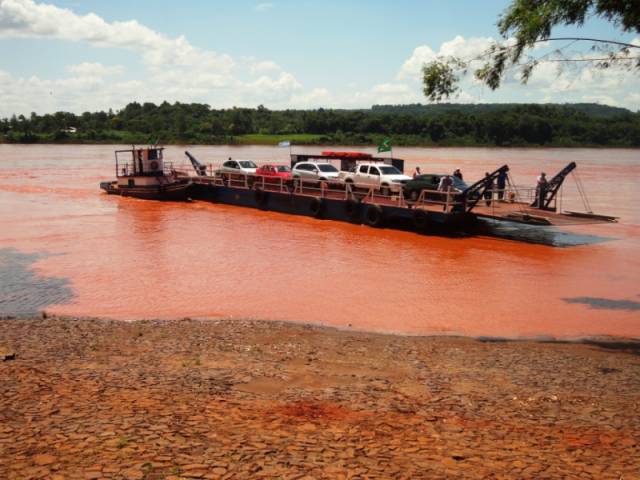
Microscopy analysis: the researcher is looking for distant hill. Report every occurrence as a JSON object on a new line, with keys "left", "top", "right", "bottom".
{"left": 370, "top": 103, "right": 634, "bottom": 118}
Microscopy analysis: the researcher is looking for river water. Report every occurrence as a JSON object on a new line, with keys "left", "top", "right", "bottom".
{"left": 0, "top": 144, "right": 638, "bottom": 338}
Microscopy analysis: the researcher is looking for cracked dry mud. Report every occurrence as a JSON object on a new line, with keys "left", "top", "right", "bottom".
{"left": 0, "top": 317, "right": 639, "bottom": 479}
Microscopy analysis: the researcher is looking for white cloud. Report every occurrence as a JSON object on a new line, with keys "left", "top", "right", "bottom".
{"left": 250, "top": 60, "right": 281, "bottom": 74}
{"left": 397, "top": 36, "right": 494, "bottom": 81}
{"left": 255, "top": 3, "right": 273, "bottom": 12}
{"left": 67, "top": 62, "right": 124, "bottom": 77}
{"left": 290, "top": 88, "right": 331, "bottom": 108}
{"left": 0, "top": 0, "right": 309, "bottom": 114}
{"left": 0, "top": 0, "right": 234, "bottom": 72}
{"left": 0, "top": 1, "right": 637, "bottom": 114}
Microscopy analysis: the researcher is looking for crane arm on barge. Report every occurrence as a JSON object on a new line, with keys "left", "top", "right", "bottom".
{"left": 461, "top": 165, "right": 509, "bottom": 213}
{"left": 185, "top": 151, "right": 207, "bottom": 176}
{"left": 539, "top": 161, "right": 576, "bottom": 210}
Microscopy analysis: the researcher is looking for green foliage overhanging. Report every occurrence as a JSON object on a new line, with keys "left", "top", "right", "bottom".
{"left": 423, "top": 0, "right": 640, "bottom": 101}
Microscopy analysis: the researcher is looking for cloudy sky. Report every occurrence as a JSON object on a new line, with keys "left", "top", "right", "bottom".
{"left": 0, "top": 0, "right": 638, "bottom": 116}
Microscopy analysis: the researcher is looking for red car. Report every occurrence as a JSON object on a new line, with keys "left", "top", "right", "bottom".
{"left": 255, "top": 164, "right": 292, "bottom": 179}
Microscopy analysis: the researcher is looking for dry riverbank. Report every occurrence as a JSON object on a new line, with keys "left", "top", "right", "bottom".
{"left": 1, "top": 316, "right": 639, "bottom": 479}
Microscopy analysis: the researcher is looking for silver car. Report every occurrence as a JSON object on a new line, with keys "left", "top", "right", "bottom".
{"left": 291, "top": 161, "right": 340, "bottom": 181}
{"left": 216, "top": 159, "right": 258, "bottom": 175}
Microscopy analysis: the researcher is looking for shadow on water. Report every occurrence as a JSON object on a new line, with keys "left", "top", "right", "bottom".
{"left": 469, "top": 219, "right": 615, "bottom": 247}
{"left": 0, "top": 248, "right": 73, "bottom": 317}
{"left": 562, "top": 296, "right": 640, "bottom": 311}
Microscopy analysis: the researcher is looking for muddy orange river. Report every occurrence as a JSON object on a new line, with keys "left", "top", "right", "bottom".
{"left": 0, "top": 144, "right": 638, "bottom": 338}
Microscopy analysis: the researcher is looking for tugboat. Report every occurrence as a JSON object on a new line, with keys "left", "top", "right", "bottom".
{"left": 100, "top": 146, "right": 191, "bottom": 200}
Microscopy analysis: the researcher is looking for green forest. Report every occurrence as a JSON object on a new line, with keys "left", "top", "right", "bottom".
{"left": 1, "top": 102, "right": 639, "bottom": 147}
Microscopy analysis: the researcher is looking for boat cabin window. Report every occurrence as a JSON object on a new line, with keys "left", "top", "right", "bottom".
{"left": 359, "top": 165, "right": 368, "bottom": 174}
{"left": 148, "top": 149, "right": 158, "bottom": 160}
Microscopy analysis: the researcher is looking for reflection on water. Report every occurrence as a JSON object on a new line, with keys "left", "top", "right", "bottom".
{"left": 0, "top": 248, "right": 72, "bottom": 316}
{"left": 0, "top": 144, "right": 638, "bottom": 338}
{"left": 474, "top": 219, "right": 615, "bottom": 247}
{"left": 563, "top": 297, "right": 640, "bottom": 311}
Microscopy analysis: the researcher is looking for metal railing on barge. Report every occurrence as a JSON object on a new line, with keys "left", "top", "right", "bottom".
{"left": 191, "top": 172, "right": 467, "bottom": 215}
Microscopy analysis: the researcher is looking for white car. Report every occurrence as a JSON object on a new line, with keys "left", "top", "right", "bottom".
{"left": 342, "top": 163, "right": 412, "bottom": 195}
{"left": 216, "top": 159, "right": 258, "bottom": 176}
{"left": 291, "top": 161, "right": 341, "bottom": 182}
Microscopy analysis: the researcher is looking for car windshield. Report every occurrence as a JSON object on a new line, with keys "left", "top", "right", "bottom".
{"left": 379, "top": 166, "right": 402, "bottom": 175}
{"left": 239, "top": 161, "right": 257, "bottom": 168}
{"left": 452, "top": 177, "right": 468, "bottom": 189}
{"left": 276, "top": 166, "right": 290, "bottom": 172}
{"left": 317, "top": 164, "right": 338, "bottom": 172}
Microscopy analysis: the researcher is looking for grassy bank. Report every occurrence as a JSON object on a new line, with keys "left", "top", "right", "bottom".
{"left": 1, "top": 131, "right": 638, "bottom": 148}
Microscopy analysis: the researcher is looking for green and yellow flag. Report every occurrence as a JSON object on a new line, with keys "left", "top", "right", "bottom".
{"left": 377, "top": 138, "right": 392, "bottom": 153}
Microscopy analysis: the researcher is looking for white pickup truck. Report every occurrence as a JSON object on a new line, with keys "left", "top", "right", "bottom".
{"left": 340, "top": 163, "right": 412, "bottom": 196}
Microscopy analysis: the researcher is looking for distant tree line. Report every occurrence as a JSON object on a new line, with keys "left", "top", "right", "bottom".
{"left": 1, "top": 101, "right": 639, "bottom": 147}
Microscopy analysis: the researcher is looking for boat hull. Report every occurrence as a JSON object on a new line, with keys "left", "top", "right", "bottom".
{"left": 189, "top": 182, "right": 473, "bottom": 230}
{"left": 100, "top": 180, "right": 192, "bottom": 201}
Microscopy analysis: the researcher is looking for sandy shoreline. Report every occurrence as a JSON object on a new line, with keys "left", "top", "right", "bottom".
{"left": 1, "top": 316, "right": 639, "bottom": 479}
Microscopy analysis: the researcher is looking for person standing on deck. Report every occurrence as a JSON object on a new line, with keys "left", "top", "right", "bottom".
{"left": 483, "top": 172, "right": 493, "bottom": 206}
{"left": 533, "top": 172, "right": 548, "bottom": 208}
{"left": 438, "top": 175, "right": 454, "bottom": 211}
{"left": 453, "top": 169, "right": 463, "bottom": 181}
{"left": 497, "top": 170, "right": 507, "bottom": 200}
{"left": 413, "top": 166, "right": 421, "bottom": 178}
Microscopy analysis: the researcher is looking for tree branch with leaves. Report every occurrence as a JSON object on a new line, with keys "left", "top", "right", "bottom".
{"left": 422, "top": 0, "right": 640, "bottom": 102}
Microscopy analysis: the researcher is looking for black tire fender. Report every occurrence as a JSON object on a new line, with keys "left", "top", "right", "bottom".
{"left": 412, "top": 209, "right": 430, "bottom": 231}
{"left": 365, "top": 204, "right": 384, "bottom": 228}
{"left": 254, "top": 188, "right": 269, "bottom": 208}
{"left": 344, "top": 198, "right": 360, "bottom": 220}
{"left": 309, "top": 197, "right": 324, "bottom": 218}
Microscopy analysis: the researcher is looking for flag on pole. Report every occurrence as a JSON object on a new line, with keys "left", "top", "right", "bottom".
{"left": 377, "top": 138, "right": 391, "bottom": 153}
{"left": 278, "top": 140, "right": 291, "bottom": 148}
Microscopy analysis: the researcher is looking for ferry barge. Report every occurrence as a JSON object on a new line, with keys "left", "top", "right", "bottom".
{"left": 100, "top": 146, "right": 191, "bottom": 200}
{"left": 101, "top": 148, "right": 616, "bottom": 235}
{"left": 185, "top": 151, "right": 616, "bottom": 231}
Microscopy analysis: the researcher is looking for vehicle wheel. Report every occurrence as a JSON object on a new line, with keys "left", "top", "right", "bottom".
{"left": 309, "top": 198, "right": 324, "bottom": 218}
{"left": 364, "top": 204, "right": 384, "bottom": 228}
{"left": 412, "top": 209, "right": 430, "bottom": 232}
{"left": 380, "top": 185, "right": 391, "bottom": 197}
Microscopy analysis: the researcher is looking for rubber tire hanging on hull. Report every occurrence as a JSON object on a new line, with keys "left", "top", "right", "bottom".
{"left": 254, "top": 188, "right": 269, "bottom": 209}
{"left": 412, "top": 209, "right": 430, "bottom": 232}
{"left": 344, "top": 199, "right": 360, "bottom": 222}
{"left": 365, "top": 204, "right": 384, "bottom": 228}
{"left": 309, "top": 197, "right": 325, "bottom": 218}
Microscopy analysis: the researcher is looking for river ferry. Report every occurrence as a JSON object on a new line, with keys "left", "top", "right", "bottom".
{"left": 183, "top": 150, "right": 616, "bottom": 232}
{"left": 100, "top": 146, "right": 191, "bottom": 200}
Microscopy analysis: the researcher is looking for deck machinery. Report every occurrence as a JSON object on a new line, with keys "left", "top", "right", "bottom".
{"left": 185, "top": 151, "right": 617, "bottom": 233}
